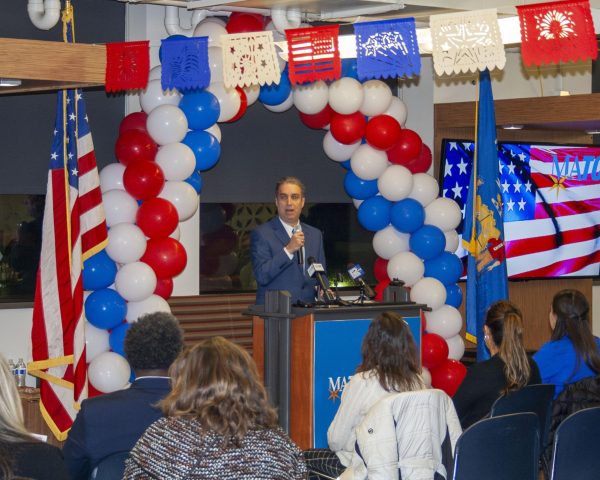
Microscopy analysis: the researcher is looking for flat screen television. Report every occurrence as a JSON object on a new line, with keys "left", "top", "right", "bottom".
{"left": 440, "top": 139, "right": 600, "bottom": 279}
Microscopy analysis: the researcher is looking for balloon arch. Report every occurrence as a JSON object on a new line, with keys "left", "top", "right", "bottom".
{"left": 82, "top": 13, "right": 467, "bottom": 397}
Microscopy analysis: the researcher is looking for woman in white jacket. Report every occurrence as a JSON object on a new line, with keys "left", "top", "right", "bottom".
{"left": 305, "top": 311, "right": 426, "bottom": 478}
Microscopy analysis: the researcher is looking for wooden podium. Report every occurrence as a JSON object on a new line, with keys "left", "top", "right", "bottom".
{"left": 250, "top": 294, "right": 424, "bottom": 449}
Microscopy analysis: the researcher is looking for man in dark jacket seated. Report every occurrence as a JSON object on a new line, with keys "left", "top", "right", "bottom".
{"left": 63, "top": 312, "right": 184, "bottom": 480}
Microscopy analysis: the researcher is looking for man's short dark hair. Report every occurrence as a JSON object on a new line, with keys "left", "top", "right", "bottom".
{"left": 124, "top": 312, "right": 184, "bottom": 370}
{"left": 275, "top": 176, "right": 305, "bottom": 196}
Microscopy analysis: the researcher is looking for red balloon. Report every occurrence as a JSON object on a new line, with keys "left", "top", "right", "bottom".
{"left": 373, "top": 257, "right": 389, "bottom": 283}
{"left": 136, "top": 197, "right": 179, "bottom": 238}
{"left": 330, "top": 112, "right": 367, "bottom": 145}
{"left": 386, "top": 129, "right": 423, "bottom": 165}
{"left": 365, "top": 115, "right": 402, "bottom": 151}
{"left": 226, "top": 12, "right": 265, "bottom": 33}
{"left": 123, "top": 160, "right": 165, "bottom": 200}
{"left": 299, "top": 104, "right": 334, "bottom": 130}
{"left": 421, "top": 332, "right": 449, "bottom": 370}
{"left": 141, "top": 237, "right": 187, "bottom": 279}
{"left": 203, "top": 225, "right": 238, "bottom": 256}
{"left": 119, "top": 112, "right": 148, "bottom": 135}
{"left": 430, "top": 359, "right": 467, "bottom": 397}
{"left": 154, "top": 277, "right": 174, "bottom": 299}
{"left": 115, "top": 130, "right": 158, "bottom": 166}
{"left": 227, "top": 87, "right": 248, "bottom": 123}
{"left": 402, "top": 144, "right": 433, "bottom": 174}
{"left": 374, "top": 278, "right": 391, "bottom": 301}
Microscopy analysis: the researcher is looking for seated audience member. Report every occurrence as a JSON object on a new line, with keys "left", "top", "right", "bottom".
{"left": 533, "top": 289, "right": 600, "bottom": 398}
{"left": 0, "top": 354, "right": 69, "bottom": 480}
{"left": 305, "top": 311, "right": 426, "bottom": 478}
{"left": 452, "top": 300, "right": 541, "bottom": 428}
{"left": 123, "top": 336, "right": 307, "bottom": 480}
{"left": 63, "top": 312, "right": 184, "bottom": 480}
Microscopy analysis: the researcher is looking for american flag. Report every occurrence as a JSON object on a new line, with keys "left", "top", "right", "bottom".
{"left": 28, "top": 6, "right": 107, "bottom": 441}
{"left": 443, "top": 140, "right": 600, "bottom": 278}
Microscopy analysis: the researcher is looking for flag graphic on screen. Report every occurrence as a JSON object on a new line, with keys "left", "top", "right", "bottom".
{"left": 28, "top": 4, "right": 108, "bottom": 441}
{"left": 443, "top": 141, "right": 600, "bottom": 279}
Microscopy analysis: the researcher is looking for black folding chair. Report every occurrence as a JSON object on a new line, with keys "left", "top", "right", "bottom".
{"left": 490, "top": 383, "right": 554, "bottom": 451}
{"left": 550, "top": 406, "right": 600, "bottom": 480}
{"left": 453, "top": 412, "right": 539, "bottom": 480}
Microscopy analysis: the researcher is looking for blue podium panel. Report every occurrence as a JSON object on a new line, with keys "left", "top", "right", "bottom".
{"left": 313, "top": 315, "right": 421, "bottom": 448}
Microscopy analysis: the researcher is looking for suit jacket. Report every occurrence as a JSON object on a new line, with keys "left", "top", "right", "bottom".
{"left": 250, "top": 217, "right": 326, "bottom": 305}
{"left": 62, "top": 377, "right": 170, "bottom": 480}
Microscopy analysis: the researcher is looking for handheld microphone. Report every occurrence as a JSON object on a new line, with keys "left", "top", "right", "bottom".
{"left": 307, "top": 256, "right": 336, "bottom": 303}
{"left": 347, "top": 263, "right": 376, "bottom": 299}
{"left": 292, "top": 225, "right": 303, "bottom": 265}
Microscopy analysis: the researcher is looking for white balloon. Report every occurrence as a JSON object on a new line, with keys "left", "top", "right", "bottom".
{"left": 322, "top": 131, "right": 360, "bottom": 162}
{"left": 126, "top": 294, "right": 171, "bottom": 323}
{"left": 446, "top": 334, "right": 466, "bottom": 360}
{"left": 387, "top": 251, "right": 424, "bottom": 287}
{"left": 350, "top": 144, "right": 389, "bottom": 180}
{"left": 140, "top": 79, "right": 181, "bottom": 114}
{"left": 159, "top": 181, "right": 199, "bottom": 221}
{"left": 383, "top": 97, "right": 408, "bottom": 127}
{"left": 243, "top": 85, "right": 260, "bottom": 106}
{"left": 352, "top": 198, "right": 364, "bottom": 209}
{"left": 425, "top": 305, "right": 463, "bottom": 339}
{"left": 88, "top": 352, "right": 131, "bottom": 393}
{"left": 410, "top": 277, "right": 447, "bottom": 310}
{"left": 207, "top": 46, "right": 224, "bottom": 84}
{"left": 205, "top": 124, "right": 222, "bottom": 143}
{"left": 207, "top": 82, "right": 241, "bottom": 122}
{"left": 155, "top": 143, "right": 196, "bottom": 181}
{"left": 170, "top": 224, "right": 181, "bottom": 240}
{"left": 425, "top": 197, "right": 463, "bottom": 232}
{"left": 360, "top": 80, "right": 393, "bottom": 117}
{"left": 329, "top": 77, "right": 364, "bottom": 114}
{"left": 377, "top": 165, "right": 413, "bottom": 201}
{"left": 100, "top": 163, "right": 125, "bottom": 193}
{"left": 85, "top": 321, "right": 110, "bottom": 363}
{"left": 115, "top": 262, "right": 157, "bottom": 302}
{"left": 193, "top": 19, "right": 227, "bottom": 46}
{"left": 409, "top": 173, "right": 439, "bottom": 207}
{"left": 444, "top": 229, "right": 460, "bottom": 253}
{"left": 421, "top": 367, "right": 432, "bottom": 387}
{"left": 373, "top": 225, "right": 410, "bottom": 259}
{"left": 265, "top": 20, "right": 286, "bottom": 42}
{"left": 103, "top": 190, "right": 138, "bottom": 227}
{"left": 106, "top": 223, "right": 147, "bottom": 264}
{"left": 146, "top": 104, "right": 188, "bottom": 145}
{"left": 264, "top": 91, "right": 294, "bottom": 112}
{"left": 292, "top": 81, "right": 329, "bottom": 115}
{"left": 148, "top": 65, "right": 162, "bottom": 82}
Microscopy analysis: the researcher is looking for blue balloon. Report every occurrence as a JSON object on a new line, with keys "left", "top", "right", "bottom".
{"left": 390, "top": 198, "right": 425, "bottom": 233}
{"left": 445, "top": 283, "right": 463, "bottom": 308}
{"left": 341, "top": 58, "right": 359, "bottom": 80}
{"left": 85, "top": 288, "right": 127, "bottom": 330}
{"left": 182, "top": 130, "right": 221, "bottom": 171}
{"left": 409, "top": 225, "right": 446, "bottom": 260}
{"left": 340, "top": 159, "right": 351, "bottom": 170}
{"left": 109, "top": 322, "right": 132, "bottom": 357}
{"left": 424, "top": 251, "right": 464, "bottom": 285}
{"left": 258, "top": 71, "right": 291, "bottom": 106}
{"left": 344, "top": 171, "right": 379, "bottom": 200}
{"left": 185, "top": 170, "right": 202, "bottom": 193}
{"left": 179, "top": 90, "right": 220, "bottom": 130}
{"left": 158, "top": 34, "right": 187, "bottom": 63}
{"left": 82, "top": 250, "right": 117, "bottom": 291}
{"left": 358, "top": 196, "right": 392, "bottom": 232}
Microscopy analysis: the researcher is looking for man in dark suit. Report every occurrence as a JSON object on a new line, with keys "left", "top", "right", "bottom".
{"left": 251, "top": 176, "right": 327, "bottom": 305}
{"left": 63, "top": 312, "right": 184, "bottom": 480}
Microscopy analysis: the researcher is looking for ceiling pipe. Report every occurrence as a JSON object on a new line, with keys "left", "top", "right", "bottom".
{"left": 165, "top": 6, "right": 207, "bottom": 36}
{"left": 270, "top": 7, "right": 302, "bottom": 34}
{"left": 27, "top": 0, "right": 61, "bottom": 31}
{"left": 305, "top": 3, "right": 404, "bottom": 21}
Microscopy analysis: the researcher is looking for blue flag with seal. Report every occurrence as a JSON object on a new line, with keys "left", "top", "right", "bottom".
{"left": 462, "top": 69, "right": 509, "bottom": 361}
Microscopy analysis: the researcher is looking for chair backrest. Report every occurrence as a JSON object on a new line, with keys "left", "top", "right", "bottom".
{"left": 490, "top": 383, "right": 554, "bottom": 449}
{"left": 453, "top": 412, "right": 539, "bottom": 480}
{"left": 89, "top": 451, "right": 129, "bottom": 480}
{"left": 550, "top": 406, "right": 600, "bottom": 480}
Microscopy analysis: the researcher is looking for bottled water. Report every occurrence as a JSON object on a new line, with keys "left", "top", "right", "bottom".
{"left": 8, "top": 359, "right": 16, "bottom": 378}
{"left": 16, "top": 358, "right": 26, "bottom": 387}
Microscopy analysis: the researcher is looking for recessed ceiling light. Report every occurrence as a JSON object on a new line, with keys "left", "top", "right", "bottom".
{"left": 0, "top": 78, "right": 22, "bottom": 87}
{"left": 502, "top": 124, "right": 524, "bottom": 130}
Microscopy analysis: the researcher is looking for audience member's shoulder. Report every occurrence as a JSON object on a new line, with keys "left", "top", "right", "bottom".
{"left": 14, "top": 441, "right": 69, "bottom": 479}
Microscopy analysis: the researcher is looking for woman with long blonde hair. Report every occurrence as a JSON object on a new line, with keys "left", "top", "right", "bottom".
{"left": 0, "top": 354, "right": 68, "bottom": 479}
{"left": 124, "top": 336, "right": 307, "bottom": 479}
{"left": 453, "top": 300, "right": 541, "bottom": 428}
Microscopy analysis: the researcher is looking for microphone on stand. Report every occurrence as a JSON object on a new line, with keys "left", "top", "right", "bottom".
{"left": 307, "top": 256, "right": 336, "bottom": 303}
{"left": 292, "top": 225, "right": 303, "bottom": 265}
{"left": 347, "top": 263, "right": 376, "bottom": 299}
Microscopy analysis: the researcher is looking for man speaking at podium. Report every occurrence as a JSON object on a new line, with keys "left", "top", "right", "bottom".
{"left": 251, "top": 176, "right": 327, "bottom": 305}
